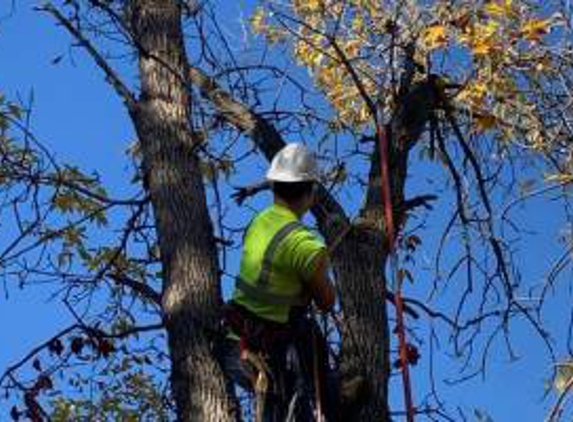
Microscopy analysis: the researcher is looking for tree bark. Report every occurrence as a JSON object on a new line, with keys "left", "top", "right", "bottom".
{"left": 332, "top": 232, "right": 390, "bottom": 420}
{"left": 129, "top": 1, "right": 234, "bottom": 420}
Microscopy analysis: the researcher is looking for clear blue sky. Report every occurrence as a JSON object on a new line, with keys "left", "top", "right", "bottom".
{"left": 0, "top": 2, "right": 571, "bottom": 421}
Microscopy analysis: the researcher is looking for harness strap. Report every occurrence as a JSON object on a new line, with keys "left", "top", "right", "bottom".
{"left": 235, "top": 277, "right": 307, "bottom": 307}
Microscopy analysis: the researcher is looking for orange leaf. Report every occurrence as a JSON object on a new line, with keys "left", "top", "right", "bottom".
{"left": 473, "top": 39, "right": 495, "bottom": 56}
{"left": 521, "top": 19, "right": 552, "bottom": 42}
{"left": 475, "top": 114, "right": 497, "bottom": 132}
{"left": 483, "top": 0, "right": 512, "bottom": 18}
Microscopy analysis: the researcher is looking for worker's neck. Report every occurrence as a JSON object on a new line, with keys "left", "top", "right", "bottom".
{"left": 274, "top": 196, "right": 306, "bottom": 219}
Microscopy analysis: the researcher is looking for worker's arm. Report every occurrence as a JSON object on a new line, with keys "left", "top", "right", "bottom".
{"left": 307, "top": 251, "right": 336, "bottom": 312}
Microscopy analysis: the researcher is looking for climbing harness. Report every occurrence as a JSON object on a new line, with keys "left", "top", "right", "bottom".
{"left": 223, "top": 301, "right": 288, "bottom": 421}
{"left": 230, "top": 140, "right": 420, "bottom": 418}
{"left": 377, "top": 122, "right": 416, "bottom": 421}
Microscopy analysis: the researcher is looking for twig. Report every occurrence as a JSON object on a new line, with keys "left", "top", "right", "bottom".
{"left": 0, "top": 324, "right": 79, "bottom": 387}
{"left": 37, "top": 3, "right": 137, "bottom": 112}
{"left": 547, "top": 373, "right": 573, "bottom": 422}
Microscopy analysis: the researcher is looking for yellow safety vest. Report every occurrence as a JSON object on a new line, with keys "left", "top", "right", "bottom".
{"left": 232, "top": 204, "right": 325, "bottom": 323}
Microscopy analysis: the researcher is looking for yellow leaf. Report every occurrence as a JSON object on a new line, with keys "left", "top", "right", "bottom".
{"left": 554, "top": 362, "right": 573, "bottom": 392}
{"left": 265, "top": 28, "right": 288, "bottom": 45}
{"left": 473, "top": 38, "right": 495, "bottom": 56}
{"left": 342, "top": 39, "right": 361, "bottom": 58}
{"left": 455, "top": 81, "right": 488, "bottom": 107}
{"left": 366, "top": 0, "right": 379, "bottom": 14}
{"left": 357, "top": 104, "right": 370, "bottom": 123}
{"left": 351, "top": 15, "right": 365, "bottom": 34}
{"left": 483, "top": 0, "right": 512, "bottom": 18}
{"left": 423, "top": 25, "right": 448, "bottom": 50}
{"left": 534, "top": 55, "right": 551, "bottom": 72}
{"left": 521, "top": 18, "right": 551, "bottom": 42}
{"left": 293, "top": 0, "right": 322, "bottom": 15}
{"left": 316, "top": 65, "right": 336, "bottom": 88}
{"left": 250, "top": 7, "right": 267, "bottom": 34}
{"left": 545, "top": 173, "right": 573, "bottom": 184}
{"left": 462, "top": 19, "right": 501, "bottom": 57}
{"left": 476, "top": 19, "right": 500, "bottom": 38}
{"left": 294, "top": 40, "right": 323, "bottom": 67}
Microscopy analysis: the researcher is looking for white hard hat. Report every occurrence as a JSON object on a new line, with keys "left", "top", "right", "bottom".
{"left": 266, "top": 143, "right": 320, "bottom": 182}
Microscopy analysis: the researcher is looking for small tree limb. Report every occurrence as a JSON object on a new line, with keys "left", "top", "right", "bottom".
{"left": 38, "top": 3, "right": 137, "bottom": 112}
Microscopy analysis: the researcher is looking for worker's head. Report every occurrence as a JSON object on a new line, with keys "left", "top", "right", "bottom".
{"left": 266, "top": 143, "right": 320, "bottom": 215}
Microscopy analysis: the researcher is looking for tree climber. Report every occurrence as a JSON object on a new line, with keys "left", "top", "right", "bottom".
{"left": 221, "top": 143, "right": 338, "bottom": 421}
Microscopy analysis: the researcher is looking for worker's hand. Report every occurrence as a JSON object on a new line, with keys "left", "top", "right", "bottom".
{"left": 307, "top": 251, "right": 335, "bottom": 312}
{"left": 231, "top": 181, "right": 271, "bottom": 205}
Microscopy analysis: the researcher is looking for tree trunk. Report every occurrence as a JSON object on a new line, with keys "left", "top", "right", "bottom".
{"left": 129, "top": 1, "right": 233, "bottom": 420}
{"left": 333, "top": 233, "right": 390, "bottom": 421}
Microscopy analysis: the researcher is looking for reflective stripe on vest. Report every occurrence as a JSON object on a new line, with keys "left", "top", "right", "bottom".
{"left": 235, "top": 277, "right": 307, "bottom": 306}
{"left": 236, "top": 221, "right": 306, "bottom": 307}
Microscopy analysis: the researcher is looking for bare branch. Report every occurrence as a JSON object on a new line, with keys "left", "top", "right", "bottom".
{"left": 0, "top": 324, "right": 79, "bottom": 388}
{"left": 37, "top": 3, "right": 137, "bottom": 112}
{"left": 108, "top": 272, "right": 161, "bottom": 305}
{"left": 0, "top": 320, "right": 164, "bottom": 392}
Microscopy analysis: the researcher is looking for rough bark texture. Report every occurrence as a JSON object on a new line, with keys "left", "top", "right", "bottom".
{"left": 332, "top": 233, "right": 390, "bottom": 420}
{"left": 129, "top": 1, "right": 234, "bottom": 420}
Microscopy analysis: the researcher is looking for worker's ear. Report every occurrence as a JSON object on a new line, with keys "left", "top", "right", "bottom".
{"left": 305, "top": 182, "right": 318, "bottom": 208}
{"left": 311, "top": 182, "right": 319, "bottom": 196}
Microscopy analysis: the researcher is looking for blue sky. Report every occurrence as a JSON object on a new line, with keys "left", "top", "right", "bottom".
{"left": 1, "top": 2, "right": 572, "bottom": 421}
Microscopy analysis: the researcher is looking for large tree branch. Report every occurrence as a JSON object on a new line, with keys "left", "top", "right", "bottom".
{"left": 108, "top": 273, "right": 162, "bottom": 305}
{"left": 363, "top": 52, "right": 441, "bottom": 236}
{"left": 186, "top": 65, "right": 350, "bottom": 240}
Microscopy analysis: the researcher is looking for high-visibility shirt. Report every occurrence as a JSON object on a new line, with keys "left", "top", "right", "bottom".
{"left": 232, "top": 203, "right": 326, "bottom": 323}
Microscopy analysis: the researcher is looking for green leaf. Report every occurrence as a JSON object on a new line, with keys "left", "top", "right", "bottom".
{"left": 7, "top": 103, "right": 22, "bottom": 120}
{"left": 52, "top": 191, "right": 78, "bottom": 213}
{"left": 474, "top": 408, "right": 495, "bottom": 422}
{"left": 554, "top": 361, "right": 573, "bottom": 393}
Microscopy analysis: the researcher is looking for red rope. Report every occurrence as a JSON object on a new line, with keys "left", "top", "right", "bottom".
{"left": 377, "top": 125, "right": 395, "bottom": 250}
{"left": 377, "top": 124, "right": 415, "bottom": 422}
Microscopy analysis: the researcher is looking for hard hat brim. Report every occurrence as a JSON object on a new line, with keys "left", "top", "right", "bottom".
{"left": 265, "top": 172, "right": 320, "bottom": 183}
